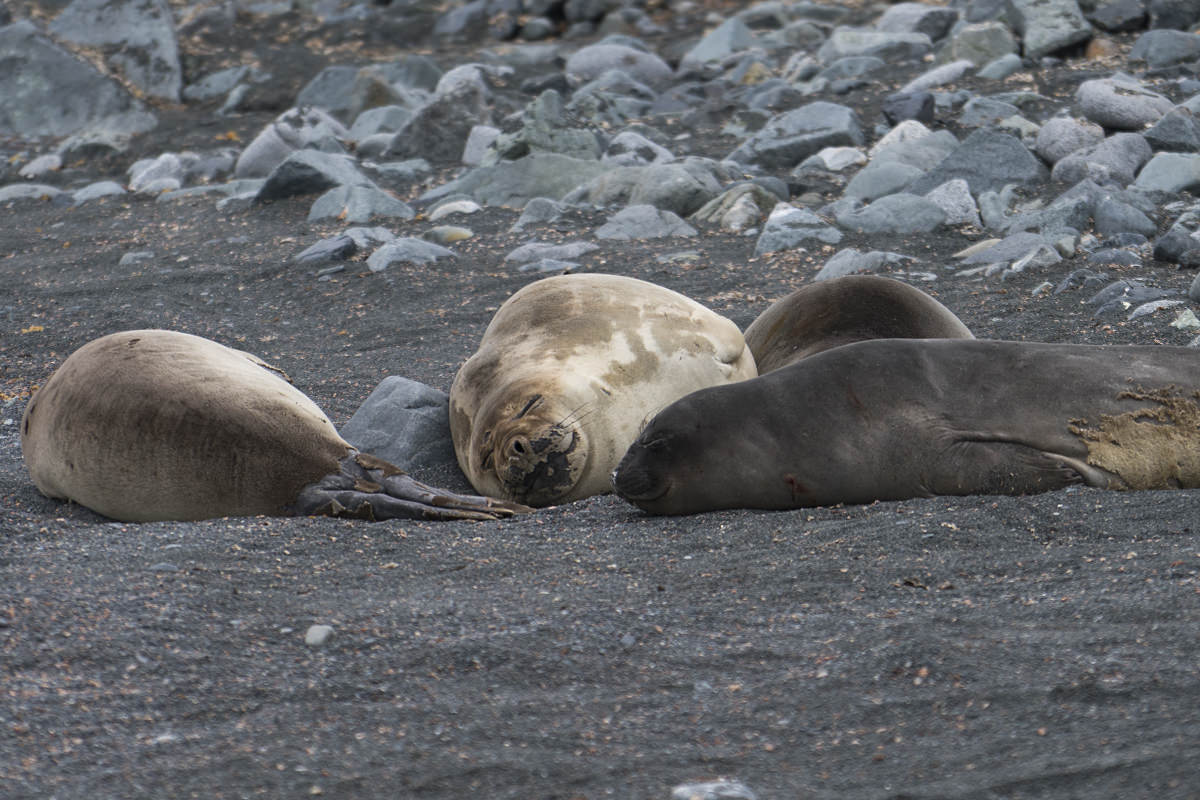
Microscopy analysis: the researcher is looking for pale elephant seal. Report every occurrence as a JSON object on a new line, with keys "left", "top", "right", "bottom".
{"left": 743, "top": 275, "right": 973, "bottom": 373}
{"left": 21, "top": 330, "right": 526, "bottom": 522}
{"left": 613, "top": 338, "right": 1200, "bottom": 515}
{"left": 450, "top": 274, "right": 757, "bottom": 507}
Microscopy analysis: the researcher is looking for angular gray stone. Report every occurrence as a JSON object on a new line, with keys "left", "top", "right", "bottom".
{"left": 844, "top": 161, "right": 925, "bottom": 201}
{"left": 0, "top": 183, "right": 66, "bottom": 203}
{"left": 339, "top": 376, "right": 458, "bottom": 474}
{"left": 1005, "top": 0, "right": 1093, "bottom": 58}
{"left": 602, "top": 131, "right": 674, "bottom": 166}
{"left": 1144, "top": 108, "right": 1200, "bottom": 153}
{"left": 385, "top": 80, "right": 493, "bottom": 163}
{"left": 814, "top": 248, "right": 918, "bottom": 281}
{"left": 256, "top": 150, "right": 374, "bottom": 203}
{"left": 565, "top": 43, "right": 673, "bottom": 90}
{"left": 504, "top": 240, "right": 600, "bottom": 264}
{"left": 307, "top": 185, "right": 415, "bottom": 223}
{"left": 836, "top": 193, "right": 947, "bottom": 233}
{"left": 945, "top": 21, "right": 1019, "bottom": 66}
{"left": 565, "top": 160, "right": 726, "bottom": 216}
{"left": 1134, "top": 152, "right": 1200, "bottom": 193}
{"left": 817, "top": 27, "right": 933, "bottom": 63}
{"left": 366, "top": 238, "right": 456, "bottom": 272}
{"left": 1094, "top": 197, "right": 1157, "bottom": 238}
{"left": 1129, "top": 29, "right": 1200, "bottom": 68}
{"left": 977, "top": 53, "right": 1025, "bottom": 80}
{"left": 1050, "top": 132, "right": 1152, "bottom": 187}
{"left": 961, "top": 231, "right": 1053, "bottom": 263}
{"left": 484, "top": 89, "right": 602, "bottom": 164}
{"left": 924, "top": 178, "right": 983, "bottom": 226}
{"left": 235, "top": 107, "right": 350, "bottom": 180}
{"left": 1035, "top": 117, "right": 1105, "bottom": 164}
{"left": 422, "top": 153, "right": 608, "bottom": 208}
{"left": 594, "top": 204, "right": 697, "bottom": 239}
{"left": 1075, "top": 76, "right": 1174, "bottom": 131}
{"left": 959, "top": 97, "right": 1021, "bottom": 128}
{"left": 907, "top": 129, "right": 1048, "bottom": 196}
{"left": 876, "top": 3, "right": 960, "bottom": 40}
{"left": 72, "top": 180, "right": 127, "bottom": 205}
{"left": 727, "top": 101, "right": 864, "bottom": 169}
{"left": 898, "top": 60, "right": 975, "bottom": 94}
{"left": 349, "top": 106, "right": 416, "bottom": 142}
{"left": 679, "top": 17, "right": 758, "bottom": 69}
{"left": 754, "top": 203, "right": 843, "bottom": 255}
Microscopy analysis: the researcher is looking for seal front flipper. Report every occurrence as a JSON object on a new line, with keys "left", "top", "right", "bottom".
{"left": 290, "top": 451, "right": 532, "bottom": 521}
{"left": 927, "top": 436, "right": 1116, "bottom": 497}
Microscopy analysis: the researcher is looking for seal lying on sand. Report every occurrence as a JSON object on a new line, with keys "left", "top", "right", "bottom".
{"left": 743, "top": 275, "right": 972, "bottom": 373}
{"left": 450, "top": 274, "right": 757, "bottom": 507}
{"left": 613, "top": 338, "right": 1200, "bottom": 515}
{"left": 21, "top": 330, "right": 526, "bottom": 522}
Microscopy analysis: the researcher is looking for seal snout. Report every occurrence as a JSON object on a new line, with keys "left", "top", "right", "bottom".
{"left": 611, "top": 446, "right": 669, "bottom": 504}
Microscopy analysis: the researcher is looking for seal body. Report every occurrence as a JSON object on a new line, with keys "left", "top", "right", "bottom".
{"left": 743, "top": 275, "right": 972, "bottom": 373}
{"left": 613, "top": 339, "right": 1200, "bottom": 515}
{"left": 22, "top": 330, "right": 524, "bottom": 522}
{"left": 450, "top": 274, "right": 757, "bottom": 506}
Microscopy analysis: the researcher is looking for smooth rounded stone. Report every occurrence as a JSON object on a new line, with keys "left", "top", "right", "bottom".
{"left": 366, "top": 238, "right": 456, "bottom": 272}
{"left": 799, "top": 146, "right": 867, "bottom": 172}
{"left": 348, "top": 106, "right": 416, "bottom": 142}
{"left": 422, "top": 153, "right": 608, "bottom": 208}
{"left": 876, "top": 2, "right": 960, "bottom": 40}
{"left": 339, "top": 375, "right": 460, "bottom": 475}
{"left": 307, "top": 185, "right": 415, "bottom": 223}
{"left": 602, "top": 130, "right": 674, "bottom": 166}
{"left": 727, "top": 101, "right": 864, "bottom": 169}
{"left": 1144, "top": 108, "right": 1200, "bottom": 153}
{"left": 1050, "top": 132, "right": 1152, "bottom": 187}
{"left": 1129, "top": 29, "right": 1200, "bottom": 68}
{"left": 678, "top": 17, "right": 758, "bottom": 69}
{"left": 594, "top": 204, "right": 697, "bottom": 239}
{"left": 294, "top": 234, "right": 358, "bottom": 265}
{"left": 1094, "top": 197, "right": 1157, "bottom": 238}
{"left": 945, "top": 21, "right": 1019, "bottom": 66}
{"left": 907, "top": 129, "right": 1048, "bottom": 196}
{"left": 1172, "top": 308, "right": 1200, "bottom": 328}
{"left": 835, "top": 193, "right": 947, "bottom": 233}
{"left": 49, "top": 0, "right": 182, "bottom": 103}
{"left": 844, "top": 161, "right": 925, "bottom": 201}
{"left": 1154, "top": 222, "right": 1200, "bottom": 262}
{"left": 118, "top": 250, "right": 155, "bottom": 267}
{"left": 235, "top": 107, "right": 349, "bottom": 180}
{"left": 1035, "top": 117, "right": 1104, "bottom": 164}
{"left": 256, "top": 150, "right": 373, "bottom": 203}
{"left": 813, "top": 247, "right": 918, "bottom": 280}
{"left": 881, "top": 91, "right": 935, "bottom": 125}
{"left": 817, "top": 27, "right": 933, "bottom": 63}
{"left": 869, "top": 119, "right": 935, "bottom": 157}
{"left": 18, "top": 154, "right": 62, "bottom": 180}
{"left": 0, "top": 183, "right": 65, "bottom": 203}
{"left": 1075, "top": 76, "right": 1174, "bottom": 131}
{"left": 517, "top": 257, "right": 578, "bottom": 273}
{"left": 958, "top": 97, "right": 1021, "bottom": 128}
{"left": 304, "top": 625, "right": 334, "bottom": 647}
{"left": 565, "top": 160, "right": 726, "bottom": 216}
{"left": 754, "top": 202, "right": 843, "bottom": 255}
{"left": 129, "top": 153, "right": 185, "bottom": 192}
{"left": 670, "top": 779, "right": 758, "bottom": 800}
{"left": 975, "top": 54, "right": 1025, "bottom": 84}
{"left": 898, "top": 59, "right": 975, "bottom": 94}
{"left": 690, "top": 183, "right": 781, "bottom": 232}
{"left": 1089, "top": 279, "right": 1178, "bottom": 317}
{"left": 565, "top": 43, "right": 673, "bottom": 90}
{"left": 1006, "top": 0, "right": 1092, "bottom": 58}
{"left": 0, "top": 21, "right": 141, "bottom": 138}
{"left": 460, "top": 124, "right": 501, "bottom": 167}
{"left": 1087, "top": 247, "right": 1144, "bottom": 266}
{"left": 959, "top": 231, "right": 1053, "bottom": 263}
{"left": 924, "top": 178, "right": 983, "bottom": 226}
{"left": 434, "top": 64, "right": 493, "bottom": 98}
{"left": 1130, "top": 298, "right": 1186, "bottom": 320}
{"left": 428, "top": 199, "right": 482, "bottom": 221}
{"left": 504, "top": 240, "right": 600, "bottom": 264}
{"left": 510, "top": 197, "right": 566, "bottom": 231}
{"left": 385, "top": 80, "right": 493, "bottom": 163}
{"left": 72, "top": 180, "right": 127, "bottom": 205}
{"left": 1134, "top": 152, "right": 1200, "bottom": 193}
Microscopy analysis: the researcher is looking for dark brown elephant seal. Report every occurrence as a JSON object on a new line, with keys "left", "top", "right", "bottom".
{"left": 613, "top": 339, "right": 1200, "bottom": 515}
{"left": 21, "top": 330, "right": 526, "bottom": 522}
{"left": 743, "top": 275, "right": 972, "bottom": 373}
{"left": 450, "top": 274, "right": 756, "bottom": 507}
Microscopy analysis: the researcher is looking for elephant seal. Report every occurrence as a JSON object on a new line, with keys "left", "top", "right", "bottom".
{"left": 613, "top": 338, "right": 1200, "bottom": 515}
{"left": 21, "top": 330, "right": 526, "bottom": 522}
{"left": 743, "top": 275, "right": 973, "bottom": 373}
{"left": 450, "top": 273, "right": 757, "bottom": 507}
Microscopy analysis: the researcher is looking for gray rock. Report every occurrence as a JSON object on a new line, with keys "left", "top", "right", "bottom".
{"left": 460, "top": 124, "right": 501, "bottom": 166}
{"left": 485, "top": 89, "right": 603, "bottom": 164}
{"left": 881, "top": 91, "right": 936, "bottom": 125}
{"left": 602, "top": 130, "right": 674, "bottom": 166}
{"left": 817, "top": 27, "right": 933, "bottom": 63}
{"left": 50, "top": 0, "right": 182, "bottom": 102}
{"left": 1148, "top": 0, "right": 1200, "bottom": 29}
{"left": 304, "top": 624, "right": 334, "bottom": 647}
{"left": 1005, "top": 0, "right": 1092, "bottom": 58}
{"left": 1129, "top": 29, "right": 1200, "bottom": 68}
{"left": 510, "top": 197, "right": 567, "bottom": 231}
{"left": 818, "top": 56, "right": 887, "bottom": 81}
{"left": 184, "top": 65, "right": 252, "bottom": 103}
{"left": 18, "top": 154, "right": 62, "bottom": 179}
{"left": 1089, "top": 0, "right": 1147, "bottom": 31}
{"left": 349, "top": 106, "right": 416, "bottom": 142}
{"left": 844, "top": 161, "right": 925, "bottom": 201}
{"left": 814, "top": 248, "right": 918, "bottom": 280}
{"left": 129, "top": 153, "right": 185, "bottom": 193}
{"left": 836, "top": 193, "right": 947, "bottom": 233}
{"left": 372, "top": 159, "right": 432, "bottom": 183}
{"left": 1154, "top": 222, "right": 1200, "bottom": 263}
{"left": 307, "top": 185, "right": 415, "bottom": 223}
{"left": 0, "top": 183, "right": 65, "bottom": 203}
{"left": 0, "top": 21, "right": 141, "bottom": 137}
{"left": 294, "top": 234, "right": 359, "bottom": 266}
{"left": 432, "top": 0, "right": 488, "bottom": 41}
{"left": 924, "top": 178, "right": 983, "bottom": 226}
{"left": 422, "top": 153, "right": 608, "bottom": 208}
{"left": 945, "top": 21, "right": 1019, "bottom": 66}
{"left": 518, "top": 258, "right": 579, "bottom": 273}
{"left": 235, "top": 107, "right": 350, "bottom": 180}
{"left": 679, "top": 17, "right": 758, "bottom": 70}
{"left": 961, "top": 231, "right": 1053, "bottom": 263}
{"left": 959, "top": 97, "right": 1022, "bottom": 128}
{"left": 876, "top": 2, "right": 960, "bottom": 40}
{"left": 1094, "top": 197, "right": 1157, "bottom": 237}
{"left": 256, "top": 150, "right": 374, "bottom": 203}
{"left": 898, "top": 60, "right": 975, "bottom": 94}
{"left": 565, "top": 43, "right": 673, "bottom": 90}
{"left": 565, "top": 160, "right": 726, "bottom": 216}
{"left": 385, "top": 80, "right": 493, "bottom": 163}
{"left": 670, "top": 779, "right": 758, "bottom": 800}
{"left": 727, "top": 101, "right": 864, "bottom": 169}
{"left": 1075, "top": 76, "right": 1174, "bottom": 130}
{"left": 907, "top": 129, "right": 1048, "bottom": 196}
{"left": 754, "top": 203, "right": 843, "bottom": 255}
{"left": 504, "top": 240, "right": 601, "bottom": 264}
{"left": 1050, "top": 132, "right": 1152, "bottom": 187}
{"left": 1034, "top": 117, "right": 1105, "bottom": 164}
{"left": 595, "top": 204, "right": 697, "bottom": 239}
{"left": 339, "top": 376, "right": 459, "bottom": 474}
{"left": 1134, "top": 152, "right": 1200, "bottom": 193}
{"left": 72, "top": 180, "right": 127, "bottom": 205}
{"left": 366, "top": 238, "right": 456, "bottom": 272}
{"left": 977, "top": 53, "right": 1025, "bottom": 80}
{"left": 1144, "top": 108, "right": 1200, "bottom": 153}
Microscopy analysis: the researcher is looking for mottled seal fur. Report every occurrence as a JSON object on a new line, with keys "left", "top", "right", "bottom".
{"left": 613, "top": 339, "right": 1200, "bottom": 515}
{"left": 450, "top": 274, "right": 757, "bottom": 507}
{"left": 743, "top": 275, "right": 973, "bottom": 373}
{"left": 21, "top": 330, "right": 525, "bottom": 522}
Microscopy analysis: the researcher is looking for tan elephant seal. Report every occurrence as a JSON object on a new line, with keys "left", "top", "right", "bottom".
{"left": 449, "top": 273, "right": 757, "bottom": 507}
{"left": 613, "top": 339, "right": 1200, "bottom": 515}
{"left": 743, "top": 275, "right": 973, "bottom": 373}
{"left": 21, "top": 330, "right": 527, "bottom": 523}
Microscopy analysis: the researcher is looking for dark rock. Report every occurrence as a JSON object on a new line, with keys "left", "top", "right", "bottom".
{"left": 908, "top": 129, "right": 1049, "bottom": 196}
{"left": 882, "top": 91, "right": 936, "bottom": 125}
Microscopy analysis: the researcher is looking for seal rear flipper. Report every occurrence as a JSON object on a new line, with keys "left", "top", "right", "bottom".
{"left": 290, "top": 452, "right": 531, "bottom": 521}
{"left": 929, "top": 439, "right": 1117, "bottom": 497}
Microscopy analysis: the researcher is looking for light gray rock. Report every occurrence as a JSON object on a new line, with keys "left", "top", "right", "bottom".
{"left": 49, "top": 0, "right": 182, "bottom": 102}
{"left": 484, "top": 90, "right": 603, "bottom": 164}
{"left": 754, "top": 202, "right": 842, "bottom": 255}
{"left": 183, "top": 65, "right": 251, "bottom": 103}
{"left": 1050, "top": 132, "right": 1152, "bottom": 186}
{"left": 814, "top": 248, "right": 918, "bottom": 280}
{"left": 977, "top": 52, "right": 1025, "bottom": 80}
{"left": 799, "top": 147, "right": 867, "bottom": 172}
{"left": 876, "top": 2, "right": 960, "bottom": 40}
{"left": 18, "top": 154, "right": 62, "bottom": 179}
{"left": 1134, "top": 152, "right": 1200, "bottom": 193}
{"left": 944, "top": 21, "right": 1019, "bottom": 66}
{"left": 1075, "top": 76, "right": 1174, "bottom": 130}
{"left": 422, "top": 153, "right": 608, "bottom": 208}
{"left": 924, "top": 178, "right": 983, "bottom": 226}
{"left": 1005, "top": 0, "right": 1092, "bottom": 58}
{"left": 339, "top": 376, "right": 458, "bottom": 474}
{"left": 235, "top": 107, "right": 350, "bottom": 180}
{"left": 844, "top": 161, "right": 925, "bottom": 201}
{"left": 727, "top": 101, "right": 864, "bottom": 169}
{"left": 256, "top": 150, "right": 374, "bottom": 203}
{"left": 907, "top": 129, "right": 1048, "bottom": 196}
{"left": 349, "top": 106, "right": 416, "bottom": 142}
{"left": 960, "top": 231, "right": 1053, "bottom": 263}
{"left": 460, "top": 124, "right": 501, "bottom": 164}
{"left": 0, "top": 183, "right": 65, "bottom": 202}
{"left": 836, "top": 193, "right": 947, "bottom": 233}
{"left": 510, "top": 197, "right": 566, "bottom": 231}
{"left": 679, "top": 17, "right": 758, "bottom": 69}
{"left": 670, "top": 779, "right": 758, "bottom": 800}
{"left": 0, "top": 21, "right": 141, "bottom": 137}
{"left": 1035, "top": 117, "right": 1104, "bottom": 164}
{"left": 602, "top": 131, "right": 674, "bottom": 166}
{"left": 898, "top": 60, "right": 975, "bottom": 94}
{"left": 1144, "top": 107, "right": 1200, "bottom": 153}
{"left": 595, "top": 204, "right": 697, "bottom": 239}
{"left": 565, "top": 43, "right": 673, "bottom": 89}
{"left": 1129, "top": 29, "right": 1200, "bottom": 68}
{"left": 817, "top": 27, "right": 933, "bottom": 63}
{"left": 690, "top": 183, "right": 781, "bottom": 232}
{"left": 958, "top": 97, "right": 1021, "bottom": 128}
{"left": 504, "top": 240, "right": 600, "bottom": 264}
{"left": 307, "top": 185, "right": 415, "bottom": 223}
{"left": 565, "top": 160, "right": 726, "bottom": 216}
{"left": 72, "top": 180, "right": 127, "bottom": 204}
{"left": 366, "top": 238, "right": 456, "bottom": 272}
{"left": 129, "top": 153, "right": 185, "bottom": 193}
